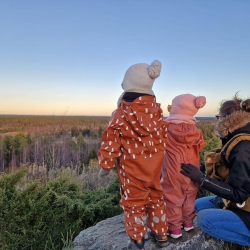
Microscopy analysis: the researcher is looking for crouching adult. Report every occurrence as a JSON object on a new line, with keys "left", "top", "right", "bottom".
{"left": 180, "top": 94, "right": 250, "bottom": 247}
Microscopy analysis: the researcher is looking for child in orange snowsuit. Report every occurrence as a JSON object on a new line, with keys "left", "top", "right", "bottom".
{"left": 98, "top": 60, "right": 169, "bottom": 249}
{"left": 160, "top": 93, "right": 206, "bottom": 239}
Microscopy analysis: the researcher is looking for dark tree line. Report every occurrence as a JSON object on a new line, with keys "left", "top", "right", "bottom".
{"left": 0, "top": 117, "right": 219, "bottom": 173}
{"left": 0, "top": 131, "right": 100, "bottom": 173}
{"left": 0, "top": 115, "right": 111, "bottom": 173}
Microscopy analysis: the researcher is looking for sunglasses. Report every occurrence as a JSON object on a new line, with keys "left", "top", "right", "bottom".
{"left": 216, "top": 115, "right": 225, "bottom": 119}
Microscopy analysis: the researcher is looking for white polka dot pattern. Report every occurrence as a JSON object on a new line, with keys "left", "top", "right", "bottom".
{"left": 97, "top": 96, "right": 168, "bottom": 239}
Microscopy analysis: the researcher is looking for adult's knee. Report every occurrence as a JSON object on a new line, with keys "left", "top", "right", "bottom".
{"left": 197, "top": 210, "right": 212, "bottom": 232}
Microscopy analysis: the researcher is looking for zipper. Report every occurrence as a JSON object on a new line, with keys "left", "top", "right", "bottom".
{"left": 204, "top": 179, "right": 230, "bottom": 191}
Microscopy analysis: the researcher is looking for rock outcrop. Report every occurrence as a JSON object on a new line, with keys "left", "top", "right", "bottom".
{"left": 73, "top": 214, "right": 224, "bottom": 250}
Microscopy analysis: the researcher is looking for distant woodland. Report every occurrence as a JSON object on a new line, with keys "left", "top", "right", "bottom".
{"left": 0, "top": 115, "right": 110, "bottom": 173}
{"left": 0, "top": 115, "right": 219, "bottom": 173}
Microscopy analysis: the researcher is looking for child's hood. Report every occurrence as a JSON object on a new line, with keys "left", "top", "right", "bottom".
{"left": 167, "top": 123, "right": 204, "bottom": 145}
{"left": 120, "top": 96, "right": 163, "bottom": 136}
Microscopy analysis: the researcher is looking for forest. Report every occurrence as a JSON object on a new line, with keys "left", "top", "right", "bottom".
{"left": 0, "top": 115, "right": 218, "bottom": 173}
{"left": 0, "top": 115, "right": 221, "bottom": 193}
{"left": 0, "top": 115, "right": 109, "bottom": 173}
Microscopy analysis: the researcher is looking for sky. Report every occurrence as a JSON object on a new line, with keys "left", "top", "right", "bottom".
{"left": 0, "top": 1, "right": 250, "bottom": 117}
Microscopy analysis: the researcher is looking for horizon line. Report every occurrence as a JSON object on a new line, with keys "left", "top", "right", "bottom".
{"left": 0, "top": 114, "right": 216, "bottom": 118}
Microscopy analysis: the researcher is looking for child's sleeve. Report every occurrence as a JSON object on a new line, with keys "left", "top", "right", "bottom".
{"left": 98, "top": 118, "right": 122, "bottom": 171}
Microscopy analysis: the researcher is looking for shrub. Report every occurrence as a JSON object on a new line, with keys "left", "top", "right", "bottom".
{"left": 200, "top": 136, "right": 221, "bottom": 162}
{"left": 0, "top": 167, "right": 121, "bottom": 250}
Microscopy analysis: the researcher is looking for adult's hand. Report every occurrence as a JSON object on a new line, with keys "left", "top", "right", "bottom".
{"left": 180, "top": 163, "right": 204, "bottom": 185}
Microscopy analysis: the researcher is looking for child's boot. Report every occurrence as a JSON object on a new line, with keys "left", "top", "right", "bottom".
{"left": 148, "top": 230, "right": 169, "bottom": 248}
{"left": 183, "top": 223, "right": 194, "bottom": 232}
{"left": 127, "top": 238, "right": 145, "bottom": 250}
{"left": 168, "top": 228, "right": 182, "bottom": 239}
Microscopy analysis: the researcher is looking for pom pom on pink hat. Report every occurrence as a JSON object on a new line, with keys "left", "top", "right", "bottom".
{"left": 169, "top": 93, "right": 206, "bottom": 117}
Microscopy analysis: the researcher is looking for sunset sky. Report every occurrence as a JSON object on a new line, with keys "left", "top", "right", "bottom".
{"left": 1, "top": 1, "right": 250, "bottom": 117}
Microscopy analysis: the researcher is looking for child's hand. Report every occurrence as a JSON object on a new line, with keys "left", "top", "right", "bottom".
{"left": 99, "top": 169, "right": 110, "bottom": 177}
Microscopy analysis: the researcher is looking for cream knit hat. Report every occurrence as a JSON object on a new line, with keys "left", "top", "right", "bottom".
{"left": 117, "top": 60, "right": 162, "bottom": 107}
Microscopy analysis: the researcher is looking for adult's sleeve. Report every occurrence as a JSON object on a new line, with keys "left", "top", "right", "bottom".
{"left": 202, "top": 142, "right": 250, "bottom": 204}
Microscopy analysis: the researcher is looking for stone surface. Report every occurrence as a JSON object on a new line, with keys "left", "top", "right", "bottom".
{"left": 73, "top": 214, "right": 224, "bottom": 250}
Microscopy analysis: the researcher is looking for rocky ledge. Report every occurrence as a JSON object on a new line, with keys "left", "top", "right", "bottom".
{"left": 73, "top": 214, "right": 224, "bottom": 250}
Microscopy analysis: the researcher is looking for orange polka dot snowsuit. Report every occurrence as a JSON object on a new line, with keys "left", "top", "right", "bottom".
{"left": 98, "top": 96, "right": 168, "bottom": 240}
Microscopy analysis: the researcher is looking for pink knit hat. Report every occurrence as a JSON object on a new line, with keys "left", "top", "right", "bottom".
{"left": 169, "top": 93, "right": 206, "bottom": 117}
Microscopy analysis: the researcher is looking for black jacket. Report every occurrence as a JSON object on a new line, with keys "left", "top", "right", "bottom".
{"left": 202, "top": 112, "right": 250, "bottom": 230}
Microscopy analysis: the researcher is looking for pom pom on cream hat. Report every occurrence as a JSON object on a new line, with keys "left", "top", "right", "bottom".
{"left": 117, "top": 60, "right": 162, "bottom": 107}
